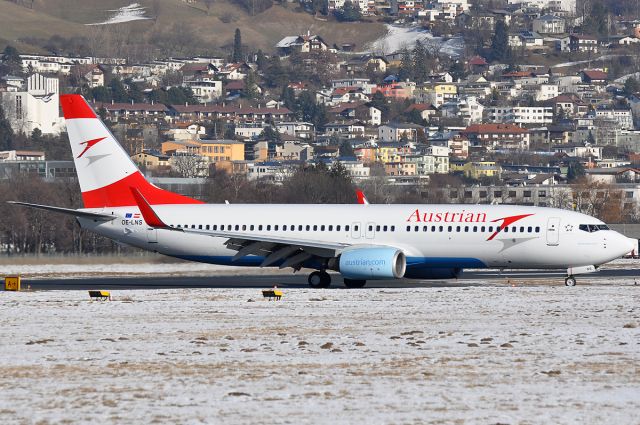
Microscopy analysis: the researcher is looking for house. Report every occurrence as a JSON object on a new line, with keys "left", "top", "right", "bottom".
{"left": 274, "top": 140, "right": 314, "bottom": 161}
{"left": 0, "top": 74, "right": 63, "bottom": 135}
{"left": 580, "top": 69, "right": 608, "bottom": 85}
{"left": 0, "top": 150, "right": 46, "bottom": 161}
{"left": 569, "top": 35, "right": 598, "bottom": 53}
{"left": 343, "top": 55, "right": 389, "bottom": 75}
{"left": 217, "top": 63, "right": 251, "bottom": 80}
{"left": 275, "top": 33, "right": 329, "bottom": 56}
{"left": 94, "top": 101, "right": 169, "bottom": 121}
{"left": 378, "top": 122, "right": 424, "bottom": 143}
{"left": 405, "top": 103, "right": 438, "bottom": 121}
{"left": 275, "top": 122, "right": 315, "bottom": 140}
{"left": 131, "top": 149, "right": 171, "bottom": 170}
{"left": 74, "top": 64, "right": 105, "bottom": 88}
{"left": 414, "top": 83, "right": 457, "bottom": 107}
{"left": 489, "top": 106, "right": 553, "bottom": 125}
{"left": 461, "top": 123, "right": 530, "bottom": 151}
{"left": 552, "top": 144, "right": 603, "bottom": 158}
{"left": 468, "top": 56, "right": 489, "bottom": 74}
{"left": 585, "top": 167, "right": 640, "bottom": 184}
{"left": 324, "top": 121, "right": 366, "bottom": 139}
{"left": 593, "top": 107, "right": 633, "bottom": 130}
{"left": 508, "top": 31, "right": 544, "bottom": 49}
{"left": 199, "top": 139, "right": 246, "bottom": 163}
{"left": 532, "top": 15, "right": 565, "bottom": 34}
{"left": 545, "top": 94, "right": 589, "bottom": 117}
{"left": 329, "top": 103, "right": 382, "bottom": 126}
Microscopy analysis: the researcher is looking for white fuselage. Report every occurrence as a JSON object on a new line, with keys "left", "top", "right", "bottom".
{"left": 79, "top": 203, "right": 632, "bottom": 273}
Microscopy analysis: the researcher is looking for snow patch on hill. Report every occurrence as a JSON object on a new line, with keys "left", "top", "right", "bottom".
{"left": 86, "top": 3, "right": 150, "bottom": 26}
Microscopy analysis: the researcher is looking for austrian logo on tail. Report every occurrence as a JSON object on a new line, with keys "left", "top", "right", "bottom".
{"left": 77, "top": 137, "right": 107, "bottom": 159}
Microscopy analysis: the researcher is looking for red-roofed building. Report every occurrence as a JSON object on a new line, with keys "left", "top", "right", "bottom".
{"left": 580, "top": 70, "right": 608, "bottom": 84}
{"left": 468, "top": 56, "right": 489, "bottom": 74}
{"left": 461, "top": 123, "right": 530, "bottom": 151}
{"left": 93, "top": 101, "right": 169, "bottom": 121}
{"left": 170, "top": 104, "right": 292, "bottom": 124}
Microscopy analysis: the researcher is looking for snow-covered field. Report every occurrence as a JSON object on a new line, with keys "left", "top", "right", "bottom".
{"left": 1, "top": 285, "right": 639, "bottom": 424}
{"left": 368, "top": 25, "right": 464, "bottom": 58}
{"left": 86, "top": 3, "right": 151, "bottom": 26}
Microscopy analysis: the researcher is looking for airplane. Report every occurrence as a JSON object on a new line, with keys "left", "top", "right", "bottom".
{"left": 9, "top": 95, "right": 636, "bottom": 288}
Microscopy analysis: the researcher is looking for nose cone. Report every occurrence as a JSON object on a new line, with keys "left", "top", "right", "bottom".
{"left": 614, "top": 234, "right": 636, "bottom": 257}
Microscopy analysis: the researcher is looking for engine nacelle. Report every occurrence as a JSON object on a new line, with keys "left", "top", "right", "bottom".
{"left": 338, "top": 247, "right": 406, "bottom": 280}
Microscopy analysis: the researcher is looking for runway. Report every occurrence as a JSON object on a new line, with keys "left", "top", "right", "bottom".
{"left": 22, "top": 267, "right": 640, "bottom": 290}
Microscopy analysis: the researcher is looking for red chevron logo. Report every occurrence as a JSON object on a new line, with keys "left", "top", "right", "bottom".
{"left": 77, "top": 137, "right": 106, "bottom": 159}
{"left": 487, "top": 214, "right": 534, "bottom": 241}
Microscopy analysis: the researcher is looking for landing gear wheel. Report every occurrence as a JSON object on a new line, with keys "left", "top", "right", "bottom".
{"left": 343, "top": 278, "right": 367, "bottom": 288}
{"left": 308, "top": 271, "right": 331, "bottom": 288}
{"left": 565, "top": 276, "right": 577, "bottom": 287}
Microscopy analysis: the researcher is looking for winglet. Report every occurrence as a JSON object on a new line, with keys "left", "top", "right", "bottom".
{"left": 130, "top": 187, "right": 168, "bottom": 228}
{"left": 356, "top": 189, "right": 369, "bottom": 205}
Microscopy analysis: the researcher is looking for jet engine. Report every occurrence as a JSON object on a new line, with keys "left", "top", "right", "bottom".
{"left": 337, "top": 247, "right": 406, "bottom": 280}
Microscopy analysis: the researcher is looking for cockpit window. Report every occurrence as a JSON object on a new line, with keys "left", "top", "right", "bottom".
{"left": 579, "top": 224, "right": 609, "bottom": 233}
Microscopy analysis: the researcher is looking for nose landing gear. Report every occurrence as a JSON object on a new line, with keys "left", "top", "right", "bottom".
{"left": 565, "top": 275, "right": 577, "bottom": 286}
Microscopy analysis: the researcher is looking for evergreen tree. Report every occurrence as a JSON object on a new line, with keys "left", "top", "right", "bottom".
{"left": 334, "top": 0, "right": 361, "bottom": 22}
{"left": 412, "top": 40, "right": 429, "bottom": 82}
{"left": 264, "top": 56, "right": 288, "bottom": 88}
{"left": 623, "top": 76, "right": 640, "bottom": 96}
{"left": 109, "top": 78, "right": 128, "bottom": 102}
{"left": 281, "top": 86, "right": 296, "bottom": 110}
{"left": 232, "top": 28, "right": 243, "bottom": 63}
{"left": 243, "top": 70, "right": 259, "bottom": 100}
{"left": 0, "top": 103, "right": 14, "bottom": 150}
{"left": 370, "top": 91, "right": 389, "bottom": 120}
{"left": 398, "top": 48, "right": 413, "bottom": 80}
{"left": 490, "top": 20, "right": 510, "bottom": 62}
{"left": 0, "top": 45, "right": 23, "bottom": 75}
{"left": 256, "top": 49, "right": 267, "bottom": 71}
{"left": 339, "top": 140, "right": 355, "bottom": 157}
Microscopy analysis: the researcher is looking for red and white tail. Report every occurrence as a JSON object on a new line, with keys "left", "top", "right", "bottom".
{"left": 61, "top": 95, "right": 202, "bottom": 208}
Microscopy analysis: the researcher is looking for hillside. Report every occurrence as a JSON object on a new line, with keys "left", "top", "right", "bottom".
{"left": 1, "top": 0, "right": 385, "bottom": 55}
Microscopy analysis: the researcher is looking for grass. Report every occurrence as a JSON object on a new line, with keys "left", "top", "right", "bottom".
{"left": 1, "top": 0, "right": 386, "bottom": 53}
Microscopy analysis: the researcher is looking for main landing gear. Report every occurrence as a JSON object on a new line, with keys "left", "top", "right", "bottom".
{"left": 308, "top": 271, "right": 331, "bottom": 288}
{"left": 565, "top": 276, "right": 577, "bottom": 287}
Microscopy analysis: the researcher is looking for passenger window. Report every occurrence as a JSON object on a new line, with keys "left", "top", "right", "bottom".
{"left": 504, "top": 227, "right": 509, "bottom": 233}
{"left": 481, "top": 226, "right": 485, "bottom": 232}
{"left": 298, "top": 225, "right": 303, "bottom": 231}
{"left": 242, "top": 225, "right": 246, "bottom": 231}
{"left": 234, "top": 225, "right": 239, "bottom": 231}
{"left": 511, "top": 227, "right": 516, "bottom": 232}
{"left": 258, "top": 225, "right": 263, "bottom": 231}
{"left": 321, "top": 225, "right": 325, "bottom": 231}
{"left": 406, "top": 225, "right": 411, "bottom": 231}
{"left": 355, "top": 225, "right": 359, "bottom": 231}
{"left": 383, "top": 225, "right": 388, "bottom": 232}
{"left": 305, "top": 225, "right": 309, "bottom": 231}
{"left": 337, "top": 225, "right": 341, "bottom": 231}
{"left": 267, "top": 225, "right": 271, "bottom": 231}
{"left": 456, "top": 226, "right": 461, "bottom": 232}
{"left": 431, "top": 226, "right": 436, "bottom": 232}
{"left": 528, "top": 226, "right": 532, "bottom": 233}
{"left": 329, "top": 225, "right": 333, "bottom": 231}
{"left": 439, "top": 226, "right": 443, "bottom": 232}
{"left": 274, "top": 225, "right": 279, "bottom": 231}
{"left": 205, "top": 225, "right": 210, "bottom": 230}
{"left": 283, "top": 225, "right": 287, "bottom": 231}
{"left": 390, "top": 226, "right": 395, "bottom": 231}
{"left": 473, "top": 226, "right": 477, "bottom": 232}
{"left": 250, "top": 225, "right": 254, "bottom": 231}
{"left": 465, "top": 226, "right": 469, "bottom": 232}
{"left": 345, "top": 225, "right": 350, "bottom": 231}
{"left": 489, "top": 226, "right": 493, "bottom": 232}
{"left": 448, "top": 226, "right": 452, "bottom": 232}
{"left": 535, "top": 226, "right": 540, "bottom": 232}
{"left": 313, "top": 225, "right": 318, "bottom": 231}
{"left": 369, "top": 225, "right": 373, "bottom": 231}
{"left": 376, "top": 225, "right": 381, "bottom": 232}
{"left": 423, "top": 226, "right": 428, "bottom": 232}
{"left": 414, "top": 226, "right": 419, "bottom": 232}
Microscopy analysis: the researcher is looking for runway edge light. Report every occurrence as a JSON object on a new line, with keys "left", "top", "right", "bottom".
{"left": 4, "top": 276, "right": 21, "bottom": 291}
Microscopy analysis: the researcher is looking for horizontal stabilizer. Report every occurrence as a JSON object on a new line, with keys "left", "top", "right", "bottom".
{"left": 7, "top": 201, "right": 116, "bottom": 221}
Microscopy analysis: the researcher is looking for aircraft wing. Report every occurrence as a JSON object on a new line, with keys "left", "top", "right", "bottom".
{"left": 130, "top": 188, "right": 351, "bottom": 269}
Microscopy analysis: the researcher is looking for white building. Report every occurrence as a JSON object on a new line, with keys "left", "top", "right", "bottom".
{"left": 0, "top": 74, "right": 63, "bottom": 135}
{"left": 594, "top": 108, "right": 634, "bottom": 130}
{"left": 532, "top": 15, "right": 565, "bottom": 34}
{"left": 507, "top": 0, "right": 575, "bottom": 13}
{"left": 490, "top": 106, "right": 553, "bottom": 125}
{"left": 275, "top": 122, "right": 315, "bottom": 140}
{"left": 457, "top": 96, "right": 485, "bottom": 125}
{"left": 185, "top": 80, "right": 222, "bottom": 103}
